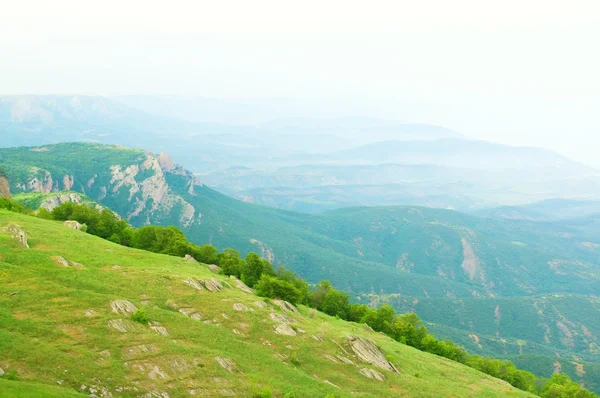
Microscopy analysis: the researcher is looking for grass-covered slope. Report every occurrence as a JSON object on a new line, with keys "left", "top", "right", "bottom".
{"left": 0, "top": 209, "right": 533, "bottom": 397}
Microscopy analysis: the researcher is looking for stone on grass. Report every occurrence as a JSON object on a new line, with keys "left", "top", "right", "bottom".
{"left": 214, "top": 357, "right": 235, "bottom": 373}
{"left": 269, "top": 313, "right": 293, "bottom": 324}
{"left": 274, "top": 324, "right": 297, "bottom": 336}
{"left": 346, "top": 334, "right": 399, "bottom": 373}
{"left": 64, "top": 220, "right": 83, "bottom": 230}
{"left": 207, "top": 264, "right": 221, "bottom": 273}
{"left": 183, "top": 278, "right": 204, "bottom": 291}
{"left": 360, "top": 368, "right": 386, "bottom": 381}
{"left": 272, "top": 299, "right": 298, "bottom": 313}
{"left": 110, "top": 300, "right": 138, "bottom": 316}
{"left": 230, "top": 276, "right": 253, "bottom": 294}
{"left": 233, "top": 303, "right": 249, "bottom": 311}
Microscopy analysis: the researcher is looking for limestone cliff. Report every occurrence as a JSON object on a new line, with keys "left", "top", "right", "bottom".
{"left": 0, "top": 170, "right": 10, "bottom": 198}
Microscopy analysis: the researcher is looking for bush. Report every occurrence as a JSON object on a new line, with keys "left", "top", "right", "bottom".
{"left": 255, "top": 275, "right": 303, "bottom": 305}
{"left": 131, "top": 309, "right": 150, "bottom": 324}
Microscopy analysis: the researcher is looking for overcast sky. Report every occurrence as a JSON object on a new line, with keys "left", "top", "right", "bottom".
{"left": 1, "top": 0, "right": 599, "bottom": 165}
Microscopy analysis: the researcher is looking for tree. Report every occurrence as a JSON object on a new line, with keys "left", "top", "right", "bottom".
{"left": 218, "top": 248, "right": 244, "bottom": 277}
{"left": 241, "top": 252, "right": 274, "bottom": 287}
{"left": 255, "top": 275, "right": 303, "bottom": 305}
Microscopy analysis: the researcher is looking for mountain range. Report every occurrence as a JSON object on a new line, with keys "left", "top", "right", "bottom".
{"left": 1, "top": 142, "right": 599, "bottom": 393}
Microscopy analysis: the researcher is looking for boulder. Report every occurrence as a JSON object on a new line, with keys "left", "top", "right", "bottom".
{"left": 64, "top": 220, "right": 83, "bottom": 230}
{"left": 0, "top": 367, "right": 4, "bottom": 376}
{"left": 184, "top": 254, "right": 197, "bottom": 262}
{"left": 346, "top": 334, "right": 399, "bottom": 373}
{"left": 110, "top": 300, "right": 138, "bottom": 316}
{"left": 253, "top": 301, "right": 268, "bottom": 309}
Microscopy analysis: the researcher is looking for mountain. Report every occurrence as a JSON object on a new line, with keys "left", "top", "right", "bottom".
{"left": 2, "top": 143, "right": 600, "bottom": 392}
{"left": 0, "top": 209, "right": 534, "bottom": 398}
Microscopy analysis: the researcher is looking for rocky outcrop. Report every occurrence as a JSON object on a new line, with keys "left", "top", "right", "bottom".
{"left": 39, "top": 192, "right": 88, "bottom": 211}
{"left": 0, "top": 172, "right": 10, "bottom": 198}
{"left": 230, "top": 276, "right": 254, "bottom": 294}
{"left": 346, "top": 335, "right": 399, "bottom": 373}
{"left": 272, "top": 299, "right": 298, "bottom": 313}
{"left": 274, "top": 324, "right": 297, "bottom": 336}
{"left": 214, "top": 357, "right": 235, "bottom": 373}
{"left": 360, "top": 368, "right": 385, "bottom": 381}
{"left": 2, "top": 225, "right": 29, "bottom": 248}
{"left": 64, "top": 220, "right": 83, "bottom": 230}
{"left": 110, "top": 300, "right": 138, "bottom": 316}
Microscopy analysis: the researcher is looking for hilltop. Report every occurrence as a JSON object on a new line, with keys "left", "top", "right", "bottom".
{"left": 0, "top": 209, "right": 534, "bottom": 397}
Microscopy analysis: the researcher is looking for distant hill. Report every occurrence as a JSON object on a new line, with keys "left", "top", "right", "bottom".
{"left": 476, "top": 198, "right": 600, "bottom": 221}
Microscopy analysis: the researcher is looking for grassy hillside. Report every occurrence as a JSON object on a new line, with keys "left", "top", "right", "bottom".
{"left": 0, "top": 209, "right": 534, "bottom": 397}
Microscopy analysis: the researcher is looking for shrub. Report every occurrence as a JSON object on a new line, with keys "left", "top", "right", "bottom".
{"left": 131, "top": 309, "right": 150, "bottom": 324}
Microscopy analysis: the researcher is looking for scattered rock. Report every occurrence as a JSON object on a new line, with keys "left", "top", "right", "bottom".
{"left": 230, "top": 276, "right": 253, "bottom": 294}
{"left": 148, "top": 365, "right": 169, "bottom": 380}
{"left": 232, "top": 329, "right": 242, "bottom": 336}
{"left": 274, "top": 324, "right": 297, "bottom": 336}
{"left": 324, "top": 380, "right": 340, "bottom": 389}
{"left": 107, "top": 319, "right": 135, "bottom": 333}
{"left": 0, "top": 367, "right": 4, "bottom": 376}
{"left": 270, "top": 313, "right": 293, "bottom": 324}
{"left": 311, "top": 335, "right": 323, "bottom": 342}
{"left": 221, "top": 313, "right": 229, "bottom": 319}
{"left": 179, "top": 307, "right": 202, "bottom": 320}
{"left": 3, "top": 225, "right": 29, "bottom": 248}
{"left": 207, "top": 264, "right": 221, "bottom": 273}
{"left": 272, "top": 300, "right": 298, "bottom": 313}
{"left": 110, "top": 300, "right": 138, "bottom": 316}
{"left": 99, "top": 349, "right": 111, "bottom": 357}
{"left": 183, "top": 278, "right": 204, "bottom": 291}
{"left": 202, "top": 278, "right": 223, "bottom": 292}
{"left": 184, "top": 254, "right": 197, "bottom": 262}
{"left": 324, "top": 354, "right": 339, "bottom": 363}
{"left": 253, "top": 301, "right": 268, "bottom": 309}
{"left": 346, "top": 334, "right": 399, "bottom": 373}
{"left": 233, "top": 303, "right": 249, "bottom": 311}
{"left": 337, "top": 355, "right": 355, "bottom": 365}
{"left": 64, "top": 220, "right": 83, "bottom": 230}
{"left": 52, "top": 256, "right": 84, "bottom": 268}
{"left": 149, "top": 322, "right": 169, "bottom": 337}
{"left": 214, "top": 357, "right": 235, "bottom": 373}
{"left": 360, "top": 368, "right": 385, "bottom": 381}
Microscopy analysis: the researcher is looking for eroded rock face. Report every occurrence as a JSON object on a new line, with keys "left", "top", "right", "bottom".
{"left": 110, "top": 300, "right": 138, "bottom": 316}
{"left": 346, "top": 334, "right": 399, "bottom": 373}
{"left": 0, "top": 174, "right": 11, "bottom": 198}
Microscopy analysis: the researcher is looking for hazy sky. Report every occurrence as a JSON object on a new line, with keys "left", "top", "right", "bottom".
{"left": 1, "top": 0, "right": 600, "bottom": 165}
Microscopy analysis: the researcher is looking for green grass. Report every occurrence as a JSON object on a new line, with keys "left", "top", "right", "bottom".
{"left": 0, "top": 209, "right": 534, "bottom": 397}
{"left": 0, "top": 379, "right": 85, "bottom": 398}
